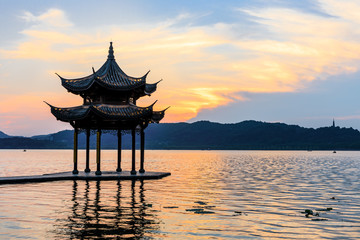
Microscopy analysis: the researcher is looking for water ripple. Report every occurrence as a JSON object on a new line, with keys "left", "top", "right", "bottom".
{"left": 0, "top": 150, "right": 360, "bottom": 239}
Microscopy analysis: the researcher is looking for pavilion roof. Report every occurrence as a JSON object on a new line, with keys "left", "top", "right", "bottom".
{"left": 57, "top": 42, "right": 160, "bottom": 95}
{"left": 45, "top": 102, "right": 167, "bottom": 125}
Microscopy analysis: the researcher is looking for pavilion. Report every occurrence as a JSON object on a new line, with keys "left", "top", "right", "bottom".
{"left": 45, "top": 42, "right": 168, "bottom": 176}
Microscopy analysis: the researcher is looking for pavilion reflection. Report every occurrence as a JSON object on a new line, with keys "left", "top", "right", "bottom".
{"left": 52, "top": 180, "right": 160, "bottom": 239}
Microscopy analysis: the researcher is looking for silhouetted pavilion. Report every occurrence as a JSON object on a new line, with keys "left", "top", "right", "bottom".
{"left": 46, "top": 42, "right": 168, "bottom": 175}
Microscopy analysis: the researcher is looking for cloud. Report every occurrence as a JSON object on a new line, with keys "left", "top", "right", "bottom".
{"left": 335, "top": 115, "right": 360, "bottom": 121}
{"left": 2, "top": 2, "right": 360, "bottom": 135}
{"left": 318, "top": 0, "right": 360, "bottom": 25}
{"left": 235, "top": 4, "right": 360, "bottom": 86}
{"left": 21, "top": 8, "right": 73, "bottom": 28}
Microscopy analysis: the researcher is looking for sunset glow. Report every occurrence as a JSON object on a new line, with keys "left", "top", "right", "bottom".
{"left": 1, "top": 1, "right": 360, "bottom": 135}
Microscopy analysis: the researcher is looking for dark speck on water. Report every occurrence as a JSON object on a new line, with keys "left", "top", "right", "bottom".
{"left": 194, "top": 210, "right": 215, "bottom": 214}
{"left": 316, "top": 208, "right": 333, "bottom": 211}
{"left": 302, "top": 209, "right": 314, "bottom": 215}
{"left": 186, "top": 208, "right": 204, "bottom": 212}
{"left": 234, "top": 211, "right": 247, "bottom": 216}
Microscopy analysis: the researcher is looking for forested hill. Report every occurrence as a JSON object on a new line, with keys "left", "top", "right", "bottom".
{"left": 1, "top": 120, "right": 360, "bottom": 150}
{"left": 0, "top": 131, "right": 10, "bottom": 138}
{"left": 144, "top": 121, "right": 360, "bottom": 150}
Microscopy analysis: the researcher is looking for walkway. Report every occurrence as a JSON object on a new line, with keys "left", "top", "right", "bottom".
{"left": 0, "top": 171, "right": 171, "bottom": 185}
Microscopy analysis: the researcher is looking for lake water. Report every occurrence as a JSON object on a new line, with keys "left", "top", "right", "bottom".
{"left": 0, "top": 150, "right": 359, "bottom": 239}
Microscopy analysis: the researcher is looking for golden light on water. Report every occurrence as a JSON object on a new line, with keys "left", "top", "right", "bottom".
{"left": 1, "top": 150, "right": 360, "bottom": 239}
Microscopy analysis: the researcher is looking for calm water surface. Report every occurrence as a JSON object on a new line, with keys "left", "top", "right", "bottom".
{"left": 0, "top": 150, "right": 359, "bottom": 239}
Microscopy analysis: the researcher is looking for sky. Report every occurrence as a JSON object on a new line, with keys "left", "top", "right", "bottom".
{"left": 1, "top": 0, "right": 360, "bottom": 136}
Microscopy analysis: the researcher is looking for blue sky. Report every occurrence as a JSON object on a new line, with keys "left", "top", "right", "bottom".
{"left": 1, "top": 0, "right": 360, "bottom": 136}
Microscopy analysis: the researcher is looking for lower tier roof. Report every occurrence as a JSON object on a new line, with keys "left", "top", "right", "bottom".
{"left": 45, "top": 102, "right": 167, "bottom": 129}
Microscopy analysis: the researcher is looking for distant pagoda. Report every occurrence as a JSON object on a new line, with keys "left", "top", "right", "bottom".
{"left": 46, "top": 42, "right": 168, "bottom": 175}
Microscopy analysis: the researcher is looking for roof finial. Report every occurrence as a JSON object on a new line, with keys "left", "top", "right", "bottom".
{"left": 108, "top": 42, "right": 114, "bottom": 60}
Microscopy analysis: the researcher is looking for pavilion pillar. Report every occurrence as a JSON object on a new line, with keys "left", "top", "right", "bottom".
{"left": 84, "top": 128, "right": 91, "bottom": 173}
{"left": 72, "top": 128, "right": 79, "bottom": 174}
{"left": 95, "top": 129, "right": 102, "bottom": 175}
{"left": 116, "top": 129, "right": 122, "bottom": 172}
{"left": 139, "top": 127, "right": 145, "bottom": 173}
{"left": 131, "top": 128, "right": 137, "bottom": 175}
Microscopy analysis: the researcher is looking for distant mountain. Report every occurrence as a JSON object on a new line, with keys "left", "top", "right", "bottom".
{"left": 0, "top": 131, "right": 10, "bottom": 139}
{"left": 1, "top": 120, "right": 360, "bottom": 150}
{"left": 144, "top": 120, "right": 360, "bottom": 150}
{"left": 0, "top": 137, "right": 67, "bottom": 149}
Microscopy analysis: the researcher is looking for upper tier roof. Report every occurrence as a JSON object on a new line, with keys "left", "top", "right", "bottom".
{"left": 57, "top": 42, "right": 160, "bottom": 96}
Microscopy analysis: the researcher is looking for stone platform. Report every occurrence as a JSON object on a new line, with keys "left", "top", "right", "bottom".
{"left": 0, "top": 171, "right": 171, "bottom": 185}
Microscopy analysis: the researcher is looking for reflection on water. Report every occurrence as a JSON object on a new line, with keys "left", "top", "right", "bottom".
{"left": 52, "top": 180, "right": 160, "bottom": 239}
{"left": 0, "top": 150, "right": 360, "bottom": 239}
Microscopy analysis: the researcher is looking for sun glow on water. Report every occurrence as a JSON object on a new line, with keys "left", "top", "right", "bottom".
{"left": 0, "top": 150, "right": 359, "bottom": 239}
